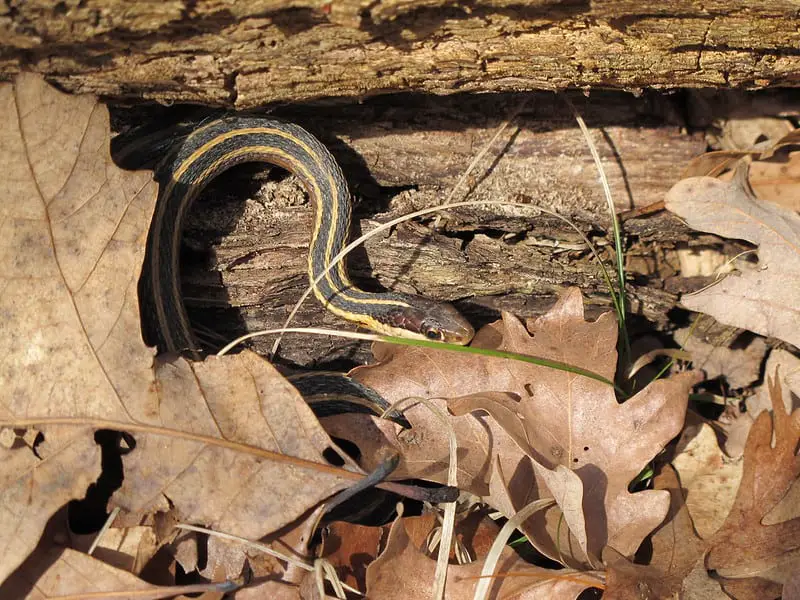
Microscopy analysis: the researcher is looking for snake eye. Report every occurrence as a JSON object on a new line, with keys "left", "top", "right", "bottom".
{"left": 425, "top": 328, "right": 442, "bottom": 341}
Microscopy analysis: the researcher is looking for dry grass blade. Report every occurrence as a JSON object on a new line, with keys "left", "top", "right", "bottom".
{"left": 472, "top": 499, "right": 554, "bottom": 600}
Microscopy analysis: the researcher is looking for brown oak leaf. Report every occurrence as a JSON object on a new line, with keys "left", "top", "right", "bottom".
{"left": 706, "top": 373, "right": 800, "bottom": 584}
{"left": 365, "top": 515, "right": 603, "bottom": 599}
{"left": 347, "top": 290, "right": 697, "bottom": 567}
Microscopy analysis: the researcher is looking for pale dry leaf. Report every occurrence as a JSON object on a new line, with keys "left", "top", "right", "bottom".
{"left": 719, "top": 348, "right": 800, "bottom": 458}
{"left": 717, "top": 577, "right": 783, "bottom": 600}
{"left": 671, "top": 423, "right": 743, "bottom": 539}
{"left": 706, "top": 374, "right": 800, "bottom": 584}
{"left": 449, "top": 397, "right": 591, "bottom": 567}
{"left": 748, "top": 348, "right": 800, "bottom": 419}
{"left": 681, "top": 149, "right": 755, "bottom": 179}
{"left": 674, "top": 326, "right": 767, "bottom": 390}
{"left": 784, "top": 571, "right": 800, "bottom": 600}
{"left": 88, "top": 525, "right": 159, "bottom": 575}
{"left": 198, "top": 535, "right": 249, "bottom": 582}
{"left": 235, "top": 580, "right": 303, "bottom": 599}
{"left": 319, "top": 397, "right": 555, "bottom": 565}
{"left": 0, "top": 547, "right": 169, "bottom": 599}
{"left": 665, "top": 172, "right": 800, "bottom": 348}
{"left": 716, "top": 117, "right": 795, "bottom": 151}
{"left": 111, "top": 352, "right": 358, "bottom": 537}
{"left": 683, "top": 125, "right": 800, "bottom": 210}
{"left": 449, "top": 293, "right": 698, "bottom": 563}
{"left": 0, "top": 72, "right": 156, "bottom": 582}
{"left": 744, "top": 150, "right": 800, "bottom": 212}
{"left": 679, "top": 561, "right": 730, "bottom": 600}
{"left": 0, "top": 74, "right": 363, "bottom": 587}
{"left": 602, "top": 466, "right": 722, "bottom": 600}
{"left": 365, "top": 515, "right": 602, "bottom": 600}
{"left": 487, "top": 454, "right": 589, "bottom": 569}
{"left": 318, "top": 394, "right": 524, "bottom": 498}
{"left": 173, "top": 530, "right": 201, "bottom": 575}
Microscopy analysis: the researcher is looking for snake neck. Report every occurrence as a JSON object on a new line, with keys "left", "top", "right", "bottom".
{"left": 144, "top": 116, "right": 412, "bottom": 355}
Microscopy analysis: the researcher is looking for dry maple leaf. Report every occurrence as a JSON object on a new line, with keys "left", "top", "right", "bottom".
{"left": 365, "top": 515, "right": 602, "bottom": 599}
{"left": 674, "top": 326, "right": 767, "bottom": 390}
{"left": 665, "top": 168, "right": 800, "bottom": 348}
{"left": 706, "top": 373, "right": 800, "bottom": 585}
{"left": 349, "top": 290, "right": 698, "bottom": 567}
{"left": 0, "top": 74, "right": 365, "bottom": 587}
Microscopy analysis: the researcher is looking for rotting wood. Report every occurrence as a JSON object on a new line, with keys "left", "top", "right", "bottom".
{"left": 2, "top": 1, "right": 799, "bottom": 108}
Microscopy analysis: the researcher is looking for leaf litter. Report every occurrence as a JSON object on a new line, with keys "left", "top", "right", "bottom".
{"left": 1, "top": 74, "right": 799, "bottom": 599}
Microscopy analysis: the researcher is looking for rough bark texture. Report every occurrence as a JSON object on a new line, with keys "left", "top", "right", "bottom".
{"left": 2, "top": 1, "right": 799, "bottom": 108}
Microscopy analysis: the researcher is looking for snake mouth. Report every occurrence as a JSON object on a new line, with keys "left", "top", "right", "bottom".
{"left": 442, "top": 323, "right": 475, "bottom": 346}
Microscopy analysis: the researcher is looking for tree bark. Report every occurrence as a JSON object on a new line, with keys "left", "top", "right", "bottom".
{"left": 2, "top": 1, "right": 799, "bottom": 108}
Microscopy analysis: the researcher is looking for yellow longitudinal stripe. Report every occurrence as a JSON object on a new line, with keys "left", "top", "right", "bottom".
{"left": 155, "top": 126, "right": 415, "bottom": 346}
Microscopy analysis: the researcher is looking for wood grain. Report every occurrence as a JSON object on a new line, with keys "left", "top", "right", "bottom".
{"left": 2, "top": 1, "right": 799, "bottom": 107}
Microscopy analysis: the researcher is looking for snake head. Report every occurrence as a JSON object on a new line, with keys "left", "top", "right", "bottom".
{"left": 385, "top": 297, "right": 474, "bottom": 345}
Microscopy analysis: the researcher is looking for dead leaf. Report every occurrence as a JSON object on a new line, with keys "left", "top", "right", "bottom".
{"left": 674, "top": 326, "right": 767, "bottom": 390}
{"left": 318, "top": 392, "right": 524, "bottom": 498}
{"left": 321, "top": 521, "right": 387, "bottom": 592}
{"left": 89, "top": 525, "right": 159, "bottom": 575}
{"left": 682, "top": 125, "right": 800, "bottom": 211}
{"left": 665, "top": 170, "right": 800, "bottom": 348}
{"left": 0, "top": 546, "right": 216, "bottom": 599}
{"left": 0, "top": 74, "right": 367, "bottom": 588}
{"left": 0, "top": 72, "right": 155, "bottom": 582}
{"left": 449, "top": 295, "right": 697, "bottom": 564}
{"left": 747, "top": 349, "right": 800, "bottom": 423}
{"left": 351, "top": 290, "right": 697, "bottom": 567}
{"left": 714, "top": 117, "right": 795, "bottom": 151}
{"left": 784, "top": 572, "right": 800, "bottom": 600}
{"left": 486, "top": 455, "right": 590, "bottom": 569}
{"left": 603, "top": 466, "right": 723, "bottom": 600}
{"left": 235, "top": 580, "right": 304, "bottom": 599}
{"left": 672, "top": 423, "right": 743, "bottom": 539}
{"left": 717, "top": 577, "right": 783, "bottom": 600}
{"left": 111, "top": 352, "right": 359, "bottom": 535}
{"left": 706, "top": 374, "right": 800, "bottom": 584}
{"left": 719, "top": 348, "right": 800, "bottom": 458}
{"left": 745, "top": 150, "right": 800, "bottom": 212}
{"left": 681, "top": 149, "right": 757, "bottom": 179}
{"left": 403, "top": 508, "right": 515, "bottom": 565}
{"left": 365, "top": 515, "right": 602, "bottom": 599}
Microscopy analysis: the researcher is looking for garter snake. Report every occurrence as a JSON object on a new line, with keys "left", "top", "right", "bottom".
{"left": 140, "top": 116, "right": 475, "bottom": 358}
